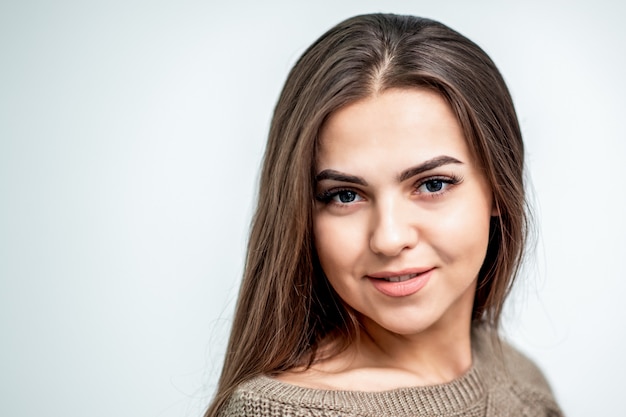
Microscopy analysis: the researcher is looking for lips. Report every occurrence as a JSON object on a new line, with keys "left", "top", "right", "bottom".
{"left": 368, "top": 268, "right": 433, "bottom": 281}
{"left": 377, "top": 272, "right": 419, "bottom": 282}
{"left": 367, "top": 268, "right": 434, "bottom": 297}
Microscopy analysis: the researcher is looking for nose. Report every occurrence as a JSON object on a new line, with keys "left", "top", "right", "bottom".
{"left": 369, "top": 196, "right": 418, "bottom": 257}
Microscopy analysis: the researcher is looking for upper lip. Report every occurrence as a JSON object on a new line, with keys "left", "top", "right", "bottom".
{"left": 367, "top": 267, "right": 434, "bottom": 279}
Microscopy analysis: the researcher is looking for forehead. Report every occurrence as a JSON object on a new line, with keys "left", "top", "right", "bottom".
{"left": 316, "top": 88, "right": 471, "bottom": 171}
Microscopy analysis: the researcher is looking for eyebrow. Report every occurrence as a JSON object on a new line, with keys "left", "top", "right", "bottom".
{"left": 315, "top": 155, "right": 463, "bottom": 185}
{"left": 314, "top": 170, "right": 368, "bottom": 185}
{"left": 397, "top": 155, "right": 463, "bottom": 182}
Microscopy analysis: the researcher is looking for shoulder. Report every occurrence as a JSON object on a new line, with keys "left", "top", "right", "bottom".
{"left": 499, "top": 338, "right": 554, "bottom": 393}
{"left": 472, "top": 326, "right": 563, "bottom": 416}
{"left": 218, "top": 375, "right": 329, "bottom": 417}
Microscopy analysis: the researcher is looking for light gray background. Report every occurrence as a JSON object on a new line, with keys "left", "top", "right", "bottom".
{"left": 1, "top": 1, "right": 625, "bottom": 416}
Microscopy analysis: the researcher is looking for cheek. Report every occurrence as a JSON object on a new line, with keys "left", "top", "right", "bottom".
{"left": 313, "top": 213, "right": 364, "bottom": 285}
{"left": 431, "top": 196, "right": 492, "bottom": 269}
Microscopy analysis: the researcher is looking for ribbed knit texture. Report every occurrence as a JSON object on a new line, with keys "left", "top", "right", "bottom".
{"left": 219, "top": 327, "right": 563, "bottom": 416}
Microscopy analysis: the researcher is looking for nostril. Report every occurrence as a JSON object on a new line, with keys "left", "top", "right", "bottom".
{"left": 369, "top": 222, "right": 418, "bottom": 256}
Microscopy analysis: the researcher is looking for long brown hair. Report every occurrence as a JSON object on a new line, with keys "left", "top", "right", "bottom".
{"left": 205, "top": 13, "right": 527, "bottom": 416}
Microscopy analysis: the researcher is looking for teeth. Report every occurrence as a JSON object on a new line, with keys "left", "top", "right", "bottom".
{"left": 384, "top": 273, "right": 418, "bottom": 282}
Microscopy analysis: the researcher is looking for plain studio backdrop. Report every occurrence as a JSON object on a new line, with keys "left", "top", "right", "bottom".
{"left": 1, "top": 0, "right": 624, "bottom": 416}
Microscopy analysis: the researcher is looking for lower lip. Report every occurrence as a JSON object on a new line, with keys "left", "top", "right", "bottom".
{"left": 369, "top": 269, "right": 433, "bottom": 297}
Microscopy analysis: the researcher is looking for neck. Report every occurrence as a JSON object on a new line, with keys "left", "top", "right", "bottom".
{"left": 353, "top": 304, "right": 474, "bottom": 385}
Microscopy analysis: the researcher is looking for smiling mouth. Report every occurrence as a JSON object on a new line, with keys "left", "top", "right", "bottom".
{"left": 370, "top": 268, "right": 433, "bottom": 282}
{"left": 379, "top": 273, "right": 419, "bottom": 282}
{"left": 368, "top": 268, "right": 434, "bottom": 297}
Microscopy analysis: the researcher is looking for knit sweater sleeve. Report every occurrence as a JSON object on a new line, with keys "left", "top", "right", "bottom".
{"left": 491, "top": 340, "right": 563, "bottom": 417}
{"left": 218, "top": 388, "right": 297, "bottom": 417}
{"left": 503, "top": 342, "right": 554, "bottom": 392}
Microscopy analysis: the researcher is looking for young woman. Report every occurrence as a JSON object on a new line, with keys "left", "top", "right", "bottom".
{"left": 205, "top": 13, "right": 563, "bottom": 417}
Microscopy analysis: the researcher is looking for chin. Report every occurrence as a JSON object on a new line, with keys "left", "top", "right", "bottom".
{"left": 360, "top": 311, "right": 439, "bottom": 337}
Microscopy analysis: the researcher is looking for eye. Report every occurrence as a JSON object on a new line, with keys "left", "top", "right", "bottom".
{"left": 421, "top": 179, "right": 445, "bottom": 193}
{"left": 415, "top": 176, "right": 461, "bottom": 196}
{"left": 315, "top": 189, "right": 364, "bottom": 205}
{"left": 336, "top": 190, "right": 359, "bottom": 203}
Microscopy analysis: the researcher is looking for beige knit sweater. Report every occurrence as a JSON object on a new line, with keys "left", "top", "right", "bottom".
{"left": 219, "top": 327, "right": 563, "bottom": 416}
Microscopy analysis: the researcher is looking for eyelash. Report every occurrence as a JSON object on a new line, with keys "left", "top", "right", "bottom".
{"left": 414, "top": 175, "right": 462, "bottom": 196}
{"left": 315, "top": 174, "right": 463, "bottom": 206}
{"left": 315, "top": 188, "right": 361, "bottom": 205}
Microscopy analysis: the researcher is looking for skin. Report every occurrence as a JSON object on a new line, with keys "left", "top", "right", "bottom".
{"left": 278, "top": 88, "right": 495, "bottom": 391}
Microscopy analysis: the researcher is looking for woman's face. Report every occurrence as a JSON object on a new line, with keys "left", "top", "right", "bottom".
{"left": 313, "top": 88, "right": 495, "bottom": 337}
